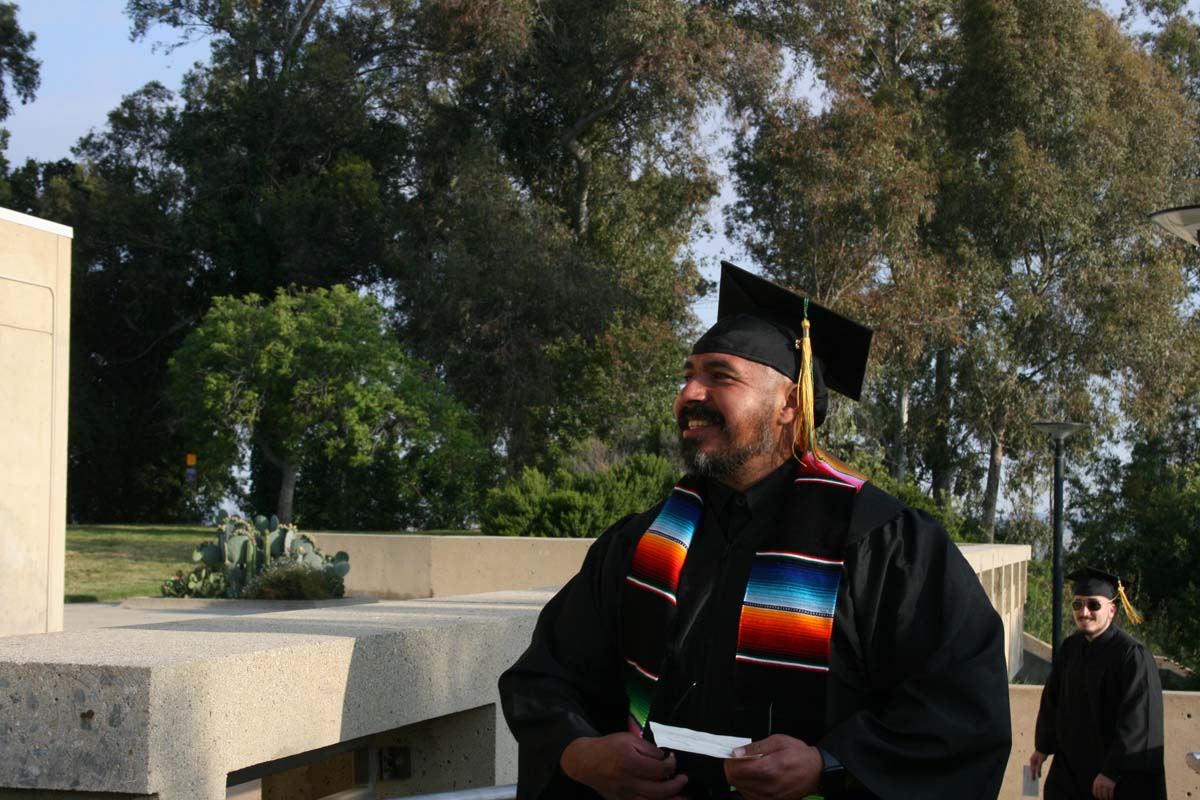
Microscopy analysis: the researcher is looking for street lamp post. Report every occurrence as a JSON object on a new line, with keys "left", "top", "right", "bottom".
{"left": 1148, "top": 204, "right": 1200, "bottom": 246}
{"left": 1147, "top": 205, "right": 1198, "bottom": 773}
{"left": 1032, "top": 421, "right": 1085, "bottom": 657}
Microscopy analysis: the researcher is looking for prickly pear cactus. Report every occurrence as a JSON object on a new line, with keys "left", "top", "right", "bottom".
{"left": 162, "top": 511, "right": 349, "bottom": 598}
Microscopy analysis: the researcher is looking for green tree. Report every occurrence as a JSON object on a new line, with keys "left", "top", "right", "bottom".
{"left": 726, "top": 0, "right": 971, "bottom": 493}
{"left": 25, "top": 86, "right": 204, "bottom": 522}
{"left": 393, "top": 0, "right": 780, "bottom": 466}
{"left": 168, "top": 285, "right": 490, "bottom": 523}
{"left": 730, "top": 0, "right": 1200, "bottom": 541}
{"left": 1070, "top": 417, "right": 1200, "bottom": 671}
{"left": 940, "top": 0, "right": 1199, "bottom": 535}
{"left": 0, "top": 2, "right": 37, "bottom": 123}
{"left": 0, "top": 1, "right": 40, "bottom": 202}
{"left": 23, "top": 1, "right": 422, "bottom": 519}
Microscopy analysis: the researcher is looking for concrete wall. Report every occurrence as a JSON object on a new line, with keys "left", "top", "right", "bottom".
{"left": 0, "top": 207, "right": 72, "bottom": 638}
{"left": 310, "top": 534, "right": 596, "bottom": 600}
{"left": 1003, "top": 684, "right": 1200, "bottom": 798}
{"left": 960, "top": 544, "right": 1032, "bottom": 679}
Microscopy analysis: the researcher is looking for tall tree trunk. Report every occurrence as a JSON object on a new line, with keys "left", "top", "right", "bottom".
{"left": 566, "top": 142, "right": 591, "bottom": 237}
{"left": 277, "top": 461, "right": 298, "bottom": 524}
{"left": 893, "top": 382, "right": 909, "bottom": 482}
{"left": 982, "top": 423, "right": 1005, "bottom": 542}
{"left": 930, "top": 348, "right": 952, "bottom": 506}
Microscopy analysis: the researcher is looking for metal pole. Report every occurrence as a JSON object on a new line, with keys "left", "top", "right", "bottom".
{"left": 1051, "top": 436, "right": 1065, "bottom": 658}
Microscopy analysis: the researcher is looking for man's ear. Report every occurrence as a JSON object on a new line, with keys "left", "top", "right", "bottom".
{"left": 778, "top": 381, "right": 799, "bottom": 424}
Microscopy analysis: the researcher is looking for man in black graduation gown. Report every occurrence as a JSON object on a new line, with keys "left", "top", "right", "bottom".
{"left": 1030, "top": 568, "right": 1166, "bottom": 800}
{"left": 499, "top": 262, "right": 1012, "bottom": 799}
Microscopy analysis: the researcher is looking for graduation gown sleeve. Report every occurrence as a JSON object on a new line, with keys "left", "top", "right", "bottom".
{"left": 498, "top": 511, "right": 650, "bottom": 799}
{"left": 820, "top": 505, "right": 1013, "bottom": 799}
{"left": 1034, "top": 645, "right": 1063, "bottom": 756}
{"left": 1102, "top": 639, "right": 1166, "bottom": 781}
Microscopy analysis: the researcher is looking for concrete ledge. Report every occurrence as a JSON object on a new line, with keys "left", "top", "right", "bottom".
{"left": 0, "top": 591, "right": 545, "bottom": 800}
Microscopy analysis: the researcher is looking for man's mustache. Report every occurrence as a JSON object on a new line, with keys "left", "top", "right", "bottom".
{"left": 677, "top": 405, "right": 725, "bottom": 429}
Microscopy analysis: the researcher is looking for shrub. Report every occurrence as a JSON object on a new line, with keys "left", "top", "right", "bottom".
{"left": 481, "top": 453, "right": 676, "bottom": 537}
{"left": 242, "top": 559, "right": 345, "bottom": 600}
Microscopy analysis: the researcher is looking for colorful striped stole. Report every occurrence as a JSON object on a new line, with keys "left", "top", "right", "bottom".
{"left": 734, "top": 456, "right": 861, "bottom": 673}
{"left": 736, "top": 550, "right": 843, "bottom": 672}
{"left": 621, "top": 482, "right": 703, "bottom": 730}
{"left": 620, "top": 457, "right": 865, "bottom": 737}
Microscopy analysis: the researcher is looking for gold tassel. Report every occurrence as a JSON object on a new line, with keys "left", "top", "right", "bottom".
{"left": 793, "top": 314, "right": 816, "bottom": 460}
{"left": 789, "top": 301, "right": 869, "bottom": 482}
{"left": 1117, "top": 580, "right": 1144, "bottom": 625}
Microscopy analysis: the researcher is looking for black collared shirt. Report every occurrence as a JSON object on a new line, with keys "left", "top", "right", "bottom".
{"left": 704, "top": 459, "right": 796, "bottom": 541}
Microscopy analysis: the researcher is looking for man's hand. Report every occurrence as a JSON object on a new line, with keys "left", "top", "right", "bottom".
{"left": 1092, "top": 772, "right": 1116, "bottom": 800}
{"left": 560, "top": 733, "right": 687, "bottom": 800}
{"left": 1029, "top": 750, "right": 1046, "bottom": 778}
{"left": 722, "top": 735, "right": 822, "bottom": 800}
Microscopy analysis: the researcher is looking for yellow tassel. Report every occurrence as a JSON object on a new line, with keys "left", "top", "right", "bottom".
{"left": 789, "top": 303, "right": 869, "bottom": 483}
{"left": 793, "top": 318, "right": 816, "bottom": 460}
{"left": 1117, "top": 580, "right": 1144, "bottom": 625}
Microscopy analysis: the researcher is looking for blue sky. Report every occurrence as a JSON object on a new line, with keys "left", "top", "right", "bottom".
{"left": 6, "top": 1, "right": 201, "bottom": 164}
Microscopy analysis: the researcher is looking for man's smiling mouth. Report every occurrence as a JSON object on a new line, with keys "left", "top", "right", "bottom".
{"left": 679, "top": 406, "right": 725, "bottom": 436}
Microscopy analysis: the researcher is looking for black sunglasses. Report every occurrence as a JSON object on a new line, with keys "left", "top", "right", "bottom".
{"left": 1072, "top": 599, "right": 1109, "bottom": 612}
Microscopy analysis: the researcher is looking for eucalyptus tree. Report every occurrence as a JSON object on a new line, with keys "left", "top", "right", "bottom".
{"left": 0, "top": 0, "right": 39, "bottom": 201}
{"left": 727, "top": 0, "right": 964, "bottom": 484}
{"left": 391, "top": 0, "right": 784, "bottom": 465}
{"left": 0, "top": 2, "right": 37, "bottom": 124}
{"left": 939, "top": 0, "right": 1199, "bottom": 534}
{"left": 728, "top": 0, "right": 1199, "bottom": 541}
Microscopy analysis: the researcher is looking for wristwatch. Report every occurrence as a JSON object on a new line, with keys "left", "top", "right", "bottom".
{"left": 817, "top": 748, "right": 846, "bottom": 797}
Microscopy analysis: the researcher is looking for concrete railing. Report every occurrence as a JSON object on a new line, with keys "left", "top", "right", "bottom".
{"left": 314, "top": 535, "right": 1031, "bottom": 676}
{"left": 2, "top": 585, "right": 1196, "bottom": 799}
{"left": 960, "top": 544, "right": 1030, "bottom": 679}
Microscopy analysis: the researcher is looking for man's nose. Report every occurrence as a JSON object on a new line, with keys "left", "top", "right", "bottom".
{"left": 677, "top": 377, "right": 707, "bottom": 403}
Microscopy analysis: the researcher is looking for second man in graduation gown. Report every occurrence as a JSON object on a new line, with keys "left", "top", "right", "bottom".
{"left": 1031, "top": 568, "right": 1167, "bottom": 800}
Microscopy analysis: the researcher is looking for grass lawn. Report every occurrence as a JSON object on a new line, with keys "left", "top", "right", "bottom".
{"left": 65, "top": 524, "right": 210, "bottom": 602}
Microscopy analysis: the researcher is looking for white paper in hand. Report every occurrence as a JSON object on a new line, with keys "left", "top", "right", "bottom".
{"left": 1022, "top": 765, "right": 1040, "bottom": 797}
{"left": 649, "top": 721, "right": 752, "bottom": 759}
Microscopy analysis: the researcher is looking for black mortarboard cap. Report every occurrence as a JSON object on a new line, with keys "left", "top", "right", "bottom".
{"left": 692, "top": 261, "right": 873, "bottom": 400}
{"left": 1067, "top": 567, "right": 1126, "bottom": 599}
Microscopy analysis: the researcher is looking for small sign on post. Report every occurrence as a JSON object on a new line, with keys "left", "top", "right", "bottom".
{"left": 185, "top": 453, "right": 198, "bottom": 483}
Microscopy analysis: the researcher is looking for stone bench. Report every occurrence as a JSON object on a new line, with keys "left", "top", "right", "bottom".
{"left": 0, "top": 592, "right": 545, "bottom": 800}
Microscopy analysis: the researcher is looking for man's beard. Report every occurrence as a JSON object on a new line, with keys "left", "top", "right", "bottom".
{"left": 678, "top": 401, "right": 778, "bottom": 479}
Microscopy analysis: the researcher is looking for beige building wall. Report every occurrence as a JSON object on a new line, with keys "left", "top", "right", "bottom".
{"left": 0, "top": 207, "right": 72, "bottom": 637}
